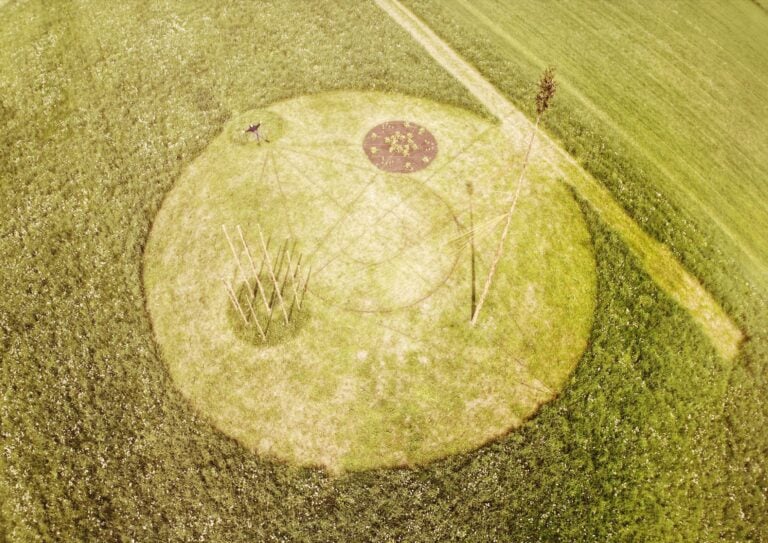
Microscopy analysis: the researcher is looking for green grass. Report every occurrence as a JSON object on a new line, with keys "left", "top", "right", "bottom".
{"left": 144, "top": 91, "right": 596, "bottom": 471}
{"left": 400, "top": 0, "right": 768, "bottom": 537}
{"left": 1, "top": 0, "right": 767, "bottom": 540}
{"left": 402, "top": 0, "right": 768, "bottom": 290}
{"left": 379, "top": 0, "right": 742, "bottom": 362}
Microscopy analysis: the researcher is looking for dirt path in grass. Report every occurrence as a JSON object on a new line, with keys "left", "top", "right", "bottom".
{"left": 375, "top": 0, "right": 743, "bottom": 361}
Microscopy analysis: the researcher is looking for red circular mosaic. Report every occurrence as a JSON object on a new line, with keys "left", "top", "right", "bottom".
{"left": 363, "top": 121, "right": 438, "bottom": 173}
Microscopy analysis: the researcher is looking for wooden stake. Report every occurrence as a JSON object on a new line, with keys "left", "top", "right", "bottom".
{"left": 242, "top": 227, "right": 273, "bottom": 312}
{"left": 279, "top": 255, "right": 292, "bottom": 299}
{"left": 467, "top": 181, "right": 477, "bottom": 321}
{"left": 471, "top": 116, "right": 541, "bottom": 326}
{"left": 288, "top": 262, "right": 301, "bottom": 320}
{"left": 264, "top": 292, "right": 277, "bottom": 336}
{"left": 241, "top": 287, "right": 267, "bottom": 340}
{"left": 273, "top": 239, "right": 289, "bottom": 282}
{"left": 223, "top": 279, "right": 248, "bottom": 325}
{"left": 252, "top": 269, "right": 271, "bottom": 314}
{"left": 236, "top": 225, "right": 259, "bottom": 291}
{"left": 257, "top": 234, "right": 272, "bottom": 277}
{"left": 222, "top": 225, "right": 248, "bottom": 285}
{"left": 270, "top": 240, "right": 288, "bottom": 309}
{"left": 280, "top": 240, "right": 298, "bottom": 293}
{"left": 288, "top": 285, "right": 298, "bottom": 321}
{"left": 268, "top": 276, "right": 277, "bottom": 308}
{"left": 285, "top": 250, "right": 302, "bottom": 310}
{"left": 257, "top": 224, "right": 289, "bottom": 324}
{"left": 298, "top": 264, "right": 312, "bottom": 310}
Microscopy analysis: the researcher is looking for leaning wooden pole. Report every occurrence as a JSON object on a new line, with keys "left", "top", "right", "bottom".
{"left": 285, "top": 250, "right": 302, "bottom": 308}
{"left": 298, "top": 264, "right": 312, "bottom": 309}
{"left": 471, "top": 116, "right": 539, "bottom": 326}
{"left": 466, "top": 181, "right": 477, "bottom": 321}
{"left": 471, "top": 67, "right": 556, "bottom": 326}
{"left": 257, "top": 224, "right": 290, "bottom": 324}
{"left": 273, "top": 239, "right": 289, "bottom": 284}
{"left": 223, "top": 279, "right": 248, "bottom": 325}
{"left": 236, "top": 225, "right": 260, "bottom": 300}
{"left": 257, "top": 235, "right": 272, "bottom": 277}
{"left": 264, "top": 297, "right": 276, "bottom": 336}
{"left": 241, "top": 227, "right": 272, "bottom": 313}
{"left": 243, "top": 292, "right": 267, "bottom": 340}
{"left": 252, "top": 269, "right": 271, "bottom": 314}
{"left": 278, "top": 255, "right": 292, "bottom": 301}
{"left": 222, "top": 225, "right": 249, "bottom": 285}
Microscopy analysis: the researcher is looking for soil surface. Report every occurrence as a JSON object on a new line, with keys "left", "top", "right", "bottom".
{"left": 363, "top": 120, "right": 438, "bottom": 173}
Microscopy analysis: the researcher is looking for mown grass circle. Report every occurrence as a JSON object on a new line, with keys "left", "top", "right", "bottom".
{"left": 228, "top": 109, "right": 285, "bottom": 145}
{"left": 144, "top": 91, "right": 597, "bottom": 472}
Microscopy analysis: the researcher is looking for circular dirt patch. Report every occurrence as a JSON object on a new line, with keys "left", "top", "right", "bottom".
{"left": 144, "top": 91, "right": 596, "bottom": 472}
{"left": 363, "top": 121, "right": 437, "bottom": 173}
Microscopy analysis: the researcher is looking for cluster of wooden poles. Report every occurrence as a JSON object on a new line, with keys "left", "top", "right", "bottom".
{"left": 221, "top": 224, "right": 311, "bottom": 341}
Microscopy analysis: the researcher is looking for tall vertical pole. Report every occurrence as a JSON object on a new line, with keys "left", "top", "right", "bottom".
{"left": 466, "top": 181, "right": 477, "bottom": 321}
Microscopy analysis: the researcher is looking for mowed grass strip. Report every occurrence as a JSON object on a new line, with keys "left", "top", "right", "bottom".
{"left": 400, "top": 0, "right": 768, "bottom": 292}
{"left": 377, "top": 0, "right": 743, "bottom": 360}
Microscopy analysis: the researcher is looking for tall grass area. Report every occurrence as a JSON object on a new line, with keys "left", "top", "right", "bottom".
{"left": 0, "top": 0, "right": 765, "bottom": 541}
{"left": 401, "top": 0, "right": 768, "bottom": 538}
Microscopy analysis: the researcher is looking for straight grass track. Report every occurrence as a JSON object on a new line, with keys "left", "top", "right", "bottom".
{"left": 396, "top": 0, "right": 768, "bottom": 537}
{"left": 400, "top": 0, "right": 768, "bottom": 295}
{"left": 376, "top": 0, "right": 743, "bottom": 361}
{"left": 453, "top": 0, "right": 768, "bottom": 274}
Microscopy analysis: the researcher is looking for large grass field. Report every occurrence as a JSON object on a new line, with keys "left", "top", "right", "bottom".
{"left": 1, "top": 1, "right": 766, "bottom": 541}
{"left": 403, "top": 0, "right": 768, "bottom": 291}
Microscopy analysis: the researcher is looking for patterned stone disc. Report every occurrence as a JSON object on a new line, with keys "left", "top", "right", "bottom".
{"left": 363, "top": 120, "right": 437, "bottom": 173}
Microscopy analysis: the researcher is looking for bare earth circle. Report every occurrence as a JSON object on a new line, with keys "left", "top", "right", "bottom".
{"left": 363, "top": 121, "right": 438, "bottom": 173}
